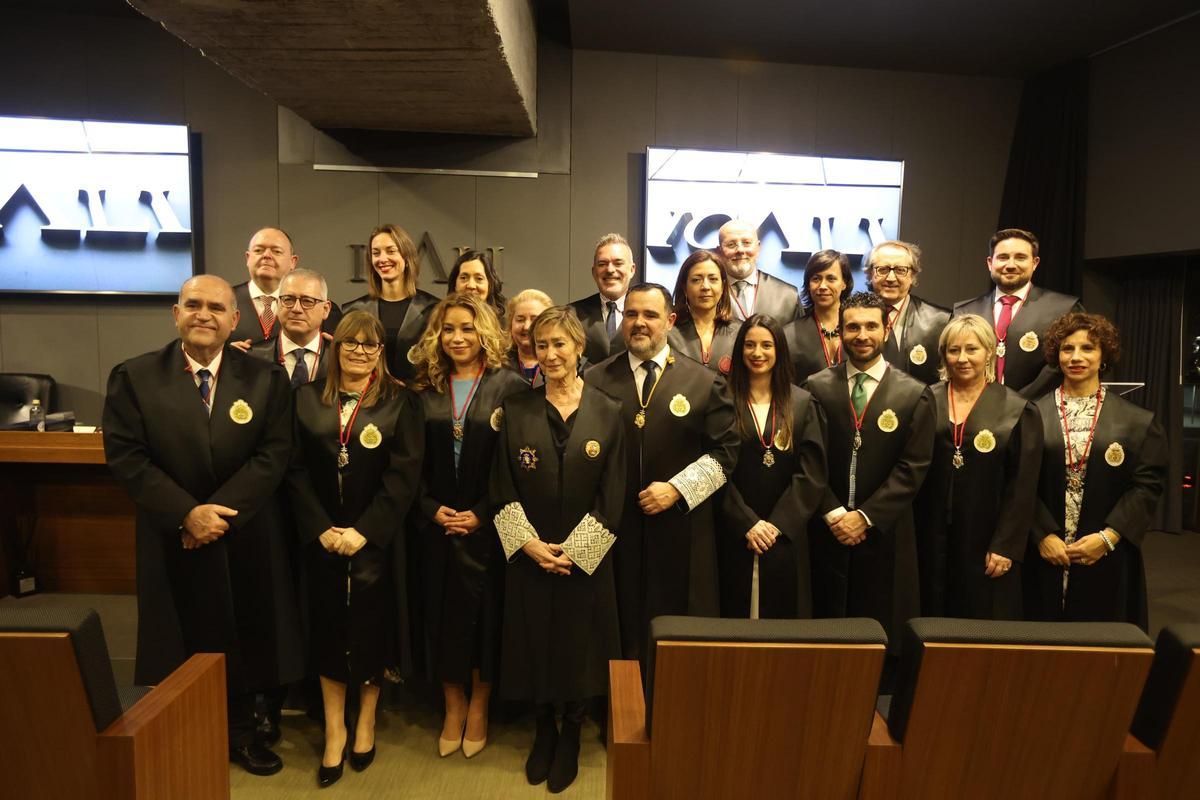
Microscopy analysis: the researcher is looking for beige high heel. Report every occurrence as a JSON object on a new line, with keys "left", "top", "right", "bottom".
{"left": 438, "top": 719, "right": 465, "bottom": 757}
{"left": 462, "top": 733, "right": 487, "bottom": 758}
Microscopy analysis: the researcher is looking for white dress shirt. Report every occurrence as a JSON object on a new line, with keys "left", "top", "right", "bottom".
{"left": 627, "top": 343, "right": 670, "bottom": 400}
{"left": 248, "top": 280, "right": 280, "bottom": 321}
{"left": 991, "top": 281, "right": 1032, "bottom": 326}
{"left": 279, "top": 332, "right": 320, "bottom": 380}
{"left": 824, "top": 356, "right": 888, "bottom": 526}
{"left": 601, "top": 293, "right": 626, "bottom": 329}
{"left": 182, "top": 345, "right": 224, "bottom": 414}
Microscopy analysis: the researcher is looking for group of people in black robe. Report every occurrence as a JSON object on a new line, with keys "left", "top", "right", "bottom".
{"left": 101, "top": 222, "right": 1166, "bottom": 794}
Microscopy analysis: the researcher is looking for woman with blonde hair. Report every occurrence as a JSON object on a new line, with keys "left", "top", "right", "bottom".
{"left": 288, "top": 311, "right": 424, "bottom": 786}
{"left": 506, "top": 288, "right": 554, "bottom": 384}
{"left": 913, "top": 313, "right": 1042, "bottom": 619}
{"left": 344, "top": 223, "right": 439, "bottom": 383}
{"left": 410, "top": 293, "right": 525, "bottom": 758}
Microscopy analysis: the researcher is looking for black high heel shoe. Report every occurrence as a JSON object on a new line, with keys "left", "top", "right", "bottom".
{"left": 349, "top": 745, "right": 376, "bottom": 772}
{"left": 317, "top": 746, "right": 347, "bottom": 788}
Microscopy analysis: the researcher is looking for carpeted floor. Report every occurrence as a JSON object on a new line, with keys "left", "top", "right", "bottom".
{"left": 5, "top": 529, "right": 1198, "bottom": 798}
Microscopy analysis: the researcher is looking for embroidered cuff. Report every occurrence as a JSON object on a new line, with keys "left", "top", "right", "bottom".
{"left": 495, "top": 502, "right": 538, "bottom": 560}
{"left": 560, "top": 513, "right": 616, "bottom": 575}
{"left": 668, "top": 454, "right": 727, "bottom": 511}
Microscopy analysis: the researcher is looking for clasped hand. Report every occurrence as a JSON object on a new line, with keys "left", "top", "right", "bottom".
{"left": 745, "top": 520, "right": 780, "bottom": 555}
{"left": 319, "top": 526, "right": 367, "bottom": 556}
{"left": 1038, "top": 532, "right": 1117, "bottom": 567}
{"left": 522, "top": 539, "right": 573, "bottom": 575}
{"left": 181, "top": 503, "right": 238, "bottom": 549}
{"left": 434, "top": 506, "right": 482, "bottom": 536}
{"left": 827, "top": 510, "right": 868, "bottom": 546}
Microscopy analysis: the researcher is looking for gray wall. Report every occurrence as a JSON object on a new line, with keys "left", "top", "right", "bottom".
{"left": 0, "top": 11, "right": 1020, "bottom": 422}
{"left": 1087, "top": 14, "right": 1200, "bottom": 260}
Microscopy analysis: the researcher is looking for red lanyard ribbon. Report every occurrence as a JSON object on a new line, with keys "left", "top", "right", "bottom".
{"left": 338, "top": 372, "right": 376, "bottom": 449}
{"left": 1058, "top": 387, "right": 1104, "bottom": 474}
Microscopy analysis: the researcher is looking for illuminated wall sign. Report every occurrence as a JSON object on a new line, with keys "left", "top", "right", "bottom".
{"left": 0, "top": 115, "right": 194, "bottom": 295}
{"left": 644, "top": 147, "right": 903, "bottom": 291}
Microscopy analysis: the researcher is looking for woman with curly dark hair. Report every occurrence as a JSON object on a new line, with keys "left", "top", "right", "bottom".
{"left": 789, "top": 249, "right": 854, "bottom": 383}
{"left": 667, "top": 249, "right": 741, "bottom": 374}
{"left": 1024, "top": 312, "right": 1167, "bottom": 629}
{"left": 410, "top": 293, "right": 526, "bottom": 757}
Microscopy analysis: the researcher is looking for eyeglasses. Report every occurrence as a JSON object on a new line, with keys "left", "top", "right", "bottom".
{"left": 871, "top": 266, "right": 911, "bottom": 278}
{"left": 340, "top": 341, "right": 382, "bottom": 354}
{"left": 721, "top": 238, "right": 757, "bottom": 249}
{"left": 279, "top": 294, "right": 327, "bottom": 310}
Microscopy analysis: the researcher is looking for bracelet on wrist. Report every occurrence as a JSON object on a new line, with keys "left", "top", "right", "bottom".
{"left": 1098, "top": 530, "right": 1116, "bottom": 553}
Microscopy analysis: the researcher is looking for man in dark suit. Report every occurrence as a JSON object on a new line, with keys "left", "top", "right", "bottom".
{"left": 102, "top": 275, "right": 303, "bottom": 776}
{"left": 953, "top": 228, "right": 1083, "bottom": 399}
{"left": 718, "top": 218, "right": 801, "bottom": 324}
{"left": 584, "top": 283, "right": 739, "bottom": 661}
{"left": 231, "top": 227, "right": 342, "bottom": 347}
{"left": 570, "top": 233, "right": 637, "bottom": 364}
{"left": 806, "top": 291, "right": 934, "bottom": 658}
{"left": 248, "top": 268, "right": 332, "bottom": 387}
{"left": 865, "top": 240, "right": 950, "bottom": 385}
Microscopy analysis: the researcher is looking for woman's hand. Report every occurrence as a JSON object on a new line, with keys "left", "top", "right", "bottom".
{"left": 745, "top": 521, "right": 779, "bottom": 555}
{"left": 1066, "top": 533, "right": 1111, "bottom": 566}
{"left": 521, "top": 539, "right": 572, "bottom": 575}
{"left": 318, "top": 528, "right": 342, "bottom": 553}
{"left": 434, "top": 506, "right": 459, "bottom": 528}
{"left": 984, "top": 552, "right": 1013, "bottom": 578}
{"left": 335, "top": 527, "right": 368, "bottom": 556}
{"left": 1037, "top": 534, "right": 1070, "bottom": 567}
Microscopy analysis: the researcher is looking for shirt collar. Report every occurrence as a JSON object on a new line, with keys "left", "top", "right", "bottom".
{"left": 280, "top": 332, "right": 320, "bottom": 354}
{"left": 994, "top": 282, "right": 1032, "bottom": 304}
{"left": 601, "top": 293, "right": 626, "bottom": 313}
{"left": 248, "top": 280, "right": 279, "bottom": 301}
{"left": 735, "top": 268, "right": 760, "bottom": 287}
{"left": 182, "top": 343, "right": 224, "bottom": 375}
{"left": 627, "top": 342, "right": 671, "bottom": 374}
{"left": 847, "top": 356, "right": 888, "bottom": 383}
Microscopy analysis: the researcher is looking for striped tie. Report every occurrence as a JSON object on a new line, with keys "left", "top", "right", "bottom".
{"left": 260, "top": 295, "right": 276, "bottom": 337}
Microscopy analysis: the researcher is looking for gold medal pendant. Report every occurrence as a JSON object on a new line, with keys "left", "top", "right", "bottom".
{"left": 337, "top": 445, "right": 349, "bottom": 468}
{"left": 996, "top": 340, "right": 1007, "bottom": 358}
{"left": 853, "top": 430, "right": 862, "bottom": 450}
{"left": 952, "top": 448, "right": 964, "bottom": 469}
{"left": 1068, "top": 472, "right": 1083, "bottom": 492}
{"left": 762, "top": 449, "right": 775, "bottom": 467}
{"left": 634, "top": 410, "right": 646, "bottom": 428}
{"left": 453, "top": 422, "right": 464, "bottom": 441}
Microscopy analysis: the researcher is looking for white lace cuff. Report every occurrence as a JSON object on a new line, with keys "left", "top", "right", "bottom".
{"left": 668, "top": 454, "right": 727, "bottom": 511}
{"left": 495, "top": 502, "right": 538, "bottom": 560}
{"left": 560, "top": 513, "right": 616, "bottom": 575}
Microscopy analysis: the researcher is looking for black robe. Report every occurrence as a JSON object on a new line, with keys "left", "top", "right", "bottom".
{"left": 914, "top": 382, "right": 1041, "bottom": 619}
{"left": 668, "top": 318, "right": 742, "bottom": 376}
{"left": 952, "top": 285, "right": 1083, "bottom": 399}
{"left": 718, "top": 386, "right": 827, "bottom": 618}
{"left": 344, "top": 290, "right": 439, "bottom": 384}
{"left": 787, "top": 310, "right": 842, "bottom": 385}
{"left": 102, "top": 342, "right": 302, "bottom": 692}
{"left": 248, "top": 333, "right": 331, "bottom": 384}
{"left": 492, "top": 385, "right": 625, "bottom": 702}
{"left": 584, "top": 350, "right": 739, "bottom": 659}
{"left": 288, "top": 382, "right": 424, "bottom": 682}
{"left": 231, "top": 280, "right": 343, "bottom": 344}
{"left": 882, "top": 294, "right": 950, "bottom": 386}
{"left": 570, "top": 292, "right": 626, "bottom": 366}
{"left": 806, "top": 364, "right": 934, "bottom": 650}
{"left": 413, "top": 368, "right": 527, "bottom": 684}
{"left": 1024, "top": 391, "right": 1167, "bottom": 630}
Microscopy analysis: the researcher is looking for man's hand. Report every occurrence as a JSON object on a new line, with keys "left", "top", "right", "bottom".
{"left": 229, "top": 339, "right": 253, "bottom": 353}
{"left": 183, "top": 504, "right": 237, "bottom": 543}
{"left": 335, "top": 527, "right": 368, "bottom": 556}
{"left": 638, "top": 482, "right": 681, "bottom": 515}
{"left": 829, "top": 510, "right": 868, "bottom": 546}
{"left": 1037, "top": 534, "right": 1070, "bottom": 566}
{"left": 745, "top": 521, "right": 779, "bottom": 555}
{"left": 984, "top": 551, "right": 1013, "bottom": 578}
{"left": 521, "top": 539, "right": 573, "bottom": 575}
{"left": 318, "top": 528, "right": 342, "bottom": 553}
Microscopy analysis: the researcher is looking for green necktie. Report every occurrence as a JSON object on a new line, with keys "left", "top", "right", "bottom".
{"left": 851, "top": 372, "right": 869, "bottom": 416}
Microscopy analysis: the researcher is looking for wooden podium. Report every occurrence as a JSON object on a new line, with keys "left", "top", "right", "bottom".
{"left": 0, "top": 432, "right": 135, "bottom": 596}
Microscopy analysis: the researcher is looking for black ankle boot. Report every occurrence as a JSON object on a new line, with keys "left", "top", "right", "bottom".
{"left": 547, "top": 718, "right": 580, "bottom": 793}
{"left": 526, "top": 711, "right": 559, "bottom": 785}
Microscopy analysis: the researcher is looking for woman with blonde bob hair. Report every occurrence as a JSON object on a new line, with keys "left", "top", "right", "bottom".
{"left": 288, "top": 311, "right": 425, "bottom": 786}
{"left": 506, "top": 288, "right": 554, "bottom": 384}
{"left": 344, "top": 223, "right": 439, "bottom": 383}
{"left": 410, "top": 293, "right": 526, "bottom": 759}
{"left": 913, "top": 313, "right": 1042, "bottom": 619}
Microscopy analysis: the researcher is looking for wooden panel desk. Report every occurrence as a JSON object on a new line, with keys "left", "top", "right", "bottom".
{"left": 0, "top": 432, "right": 135, "bottom": 596}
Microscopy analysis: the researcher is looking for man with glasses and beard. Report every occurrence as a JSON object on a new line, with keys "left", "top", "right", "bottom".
{"left": 805, "top": 292, "right": 934, "bottom": 672}
{"left": 584, "top": 283, "right": 739, "bottom": 662}
{"left": 718, "top": 219, "right": 801, "bottom": 324}
{"left": 864, "top": 240, "right": 950, "bottom": 385}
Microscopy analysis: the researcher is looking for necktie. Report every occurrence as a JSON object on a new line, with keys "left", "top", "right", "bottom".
{"left": 995, "top": 294, "right": 1019, "bottom": 383}
{"left": 197, "top": 368, "right": 212, "bottom": 407}
{"left": 851, "top": 372, "right": 869, "bottom": 416}
{"left": 260, "top": 295, "right": 276, "bottom": 337}
{"left": 641, "top": 360, "right": 658, "bottom": 405}
{"left": 291, "top": 349, "right": 310, "bottom": 388}
{"left": 605, "top": 300, "right": 618, "bottom": 338}
{"left": 734, "top": 280, "right": 750, "bottom": 318}
{"left": 886, "top": 305, "right": 901, "bottom": 355}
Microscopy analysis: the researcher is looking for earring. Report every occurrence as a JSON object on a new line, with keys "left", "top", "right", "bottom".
{"left": 1100, "top": 362, "right": 1108, "bottom": 372}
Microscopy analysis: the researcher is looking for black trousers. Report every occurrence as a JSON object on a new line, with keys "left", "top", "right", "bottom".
{"left": 228, "top": 691, "right": 258, "bottom": 748}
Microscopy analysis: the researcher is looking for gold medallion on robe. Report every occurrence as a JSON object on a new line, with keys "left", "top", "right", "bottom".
{"left": 490, "top": 407, "right": 504, "bottom": 431}
{"left": 974, "top": 429, "right": 996, "bottom": 453}
{"left": 1105, "top": 442, "right": 1125, "bottom": 467}
{"left": 229, "top": 399, "right": 253, "bottom": 424}
{"left": 669, "top": 393, "right": 690, "bottom": 417}
{"left": 877, "top": 409, "right": 899, "bottom": 433}
{"left": 359, "top": 423, "right": 382, "bottom": 449}
{"left": 584, "top": 439, "right": 601, "bottom": 459}
{"left": 1019, "top": 331, "right": 1039, "bottom": 352}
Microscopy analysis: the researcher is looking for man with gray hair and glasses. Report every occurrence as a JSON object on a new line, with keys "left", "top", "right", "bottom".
{"left": 249, "top": 268, "right": 333, "bottom": 387}
{"left": 864, "top": 240, "right": 950, "bottom": 385}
